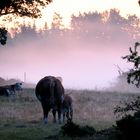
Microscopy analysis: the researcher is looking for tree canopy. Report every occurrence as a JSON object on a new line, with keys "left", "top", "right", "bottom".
{"left": 0, "top": 0, "right": 52, "bottom": 18}
{"left": 0, "top": 0, "right": 52, "bottom": 45}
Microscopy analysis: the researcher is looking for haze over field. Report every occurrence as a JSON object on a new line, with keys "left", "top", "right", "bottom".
{"left": 0, "top": 1, "right": 140, "bottom": 89}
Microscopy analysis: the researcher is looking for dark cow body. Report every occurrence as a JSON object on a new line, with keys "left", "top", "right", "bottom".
{"left": 0, "top": 83, "right": 22, "bottom": 96}
{"left": 35, "top": 76, "right": 65, "bottom": 124}
{"left": 62, "top": 94, "right": 73, "bottom": 122}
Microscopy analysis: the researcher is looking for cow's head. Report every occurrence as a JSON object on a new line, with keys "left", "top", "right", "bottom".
{"left": 56, "top": 76, "right": 63, "bottom": 83}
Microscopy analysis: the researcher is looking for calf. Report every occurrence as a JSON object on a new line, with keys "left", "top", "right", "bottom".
{"left": 62, "top": 94, "right": 73, "bottom": 122}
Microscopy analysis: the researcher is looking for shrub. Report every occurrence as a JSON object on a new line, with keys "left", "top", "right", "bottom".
{"left": 116, "top": 113, "right": 140, "bottom": 140}
{"left": 114, "top": 98, "right": 140, "bottom": 140}
{"left": 61, "top": 120, "right": 96, "bottom": 137}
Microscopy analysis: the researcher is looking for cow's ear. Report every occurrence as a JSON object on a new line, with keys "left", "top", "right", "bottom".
{"left": 56, "top": 77, "right": 63, "bottom": 83}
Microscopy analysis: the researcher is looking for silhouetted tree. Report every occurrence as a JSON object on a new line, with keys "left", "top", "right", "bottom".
{"left": 0, "top": 0, "right": 52, "bottom": 45}
{"left": 122, "top": 42, "right": 140, "bottom": 87}
{"left": 0, "top": 28, "right": 7, "bottom": 45}
{"left": 51, "top": 12, "right": 63, "bottom": 29}
{"left": 114, "top": 42, "right": 140, "bottom": 140}
{"left": 114, "top": 2, "right": 140, "bottom": 135}
{"left": 118, "top": 0, "right": 140, "bottom": 89}
{"left": 114, "top": 41, "right": 140, "bottom": 119}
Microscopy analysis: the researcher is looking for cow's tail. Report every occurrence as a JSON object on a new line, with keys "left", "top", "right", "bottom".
{"left": 49, "top": 77, "right": 55, "bottom": 105}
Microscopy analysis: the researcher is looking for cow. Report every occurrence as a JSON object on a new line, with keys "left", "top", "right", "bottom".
{"left": 0, "top": 82, "right": 22, "bottom": 96}
{"left": 62, "top": 94, "right": 73, "bottom": 122}
{"left": 35, "top": 76, "right": 65, "bottom": 124}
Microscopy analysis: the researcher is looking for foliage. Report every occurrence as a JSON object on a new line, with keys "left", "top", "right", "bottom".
{"left": 114, "top": 96, "right": 140, "bottom": 140}
{"left": 114, "top": 40, "right": 140, "bottom": 139}
{"left": 0, "top": 27, "right": 7, "bottom": 45}
{"left": 114, "top": 96, "right": 140, "bottom": 139}
{"left": 61, "top": 120, "right": 96, "bottom": 137}
{"left": 115, "top": 112, "right": 140, "bottom": 140}
{"left": 114, "top": 96, "right": 140, "bottom": 117}
{"left": 0, "top": 0, "right": 52, "bottom": 45}
{"left": 0, "top": 0, "right": 52, "bottom": 18}
{"left": 122, "top": 42, "right": 140, "bottom": 87}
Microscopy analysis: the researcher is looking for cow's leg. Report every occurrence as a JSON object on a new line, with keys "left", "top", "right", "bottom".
{"left": 44, "top": 116, "right": 48, "bottom": 124}
{"left": 66, "top": 110, "right": 69, "bottom": 120}
{"left": 41, "top": 102, "right": 49, "bottom": 124}
{"left": 62, "top": 110, "right": 66, "bottom": 122}
{"left": 52, "top": 109, "right": 57, "bottom": 123}
{"left": 44, "top": 110, "right": 49, "bottom": 124}
{"left": 57, "top": 108, "right": 62, "bottom": 124}
{"left": 70, "top": 107, "right": 73, "bottom": 121}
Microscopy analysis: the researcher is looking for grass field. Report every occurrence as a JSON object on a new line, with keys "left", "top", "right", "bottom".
{"left": 0, "top": 88, "right": 139, "bottom": 140}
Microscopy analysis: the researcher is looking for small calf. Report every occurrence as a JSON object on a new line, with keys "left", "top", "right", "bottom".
{"left": 62, "top": 94, "right": 73, "bottom": 122}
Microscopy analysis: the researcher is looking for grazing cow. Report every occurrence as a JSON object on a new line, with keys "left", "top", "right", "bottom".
{"left": 62, "top": 94, "right": 73, "bottom": 122}
{"left": 35, "top": 76, "right": 65, "bottom": 124}
{"left": 0, "top": 82, "right": 22, "bottom": 96}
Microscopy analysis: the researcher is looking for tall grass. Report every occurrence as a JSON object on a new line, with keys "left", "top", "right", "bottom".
{"left": 0, "top": 88, "right": 138, "bottom": 139}
{"left": 66, "top": 89, "right": 138, "bottom": 129}
{"left": 0, "top": 89, "right": 138, "bottom": 128}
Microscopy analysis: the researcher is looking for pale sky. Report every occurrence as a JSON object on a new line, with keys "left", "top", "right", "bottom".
{"left": 0, "top": 0, "right": 140, "bottom": 31}
{"left": 42, "top": 0, "right": 140, "bottom": 28}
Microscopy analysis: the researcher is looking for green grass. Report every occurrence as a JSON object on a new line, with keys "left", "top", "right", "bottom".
{"left": 0, "top": 88, "right": 138, "bottom": 140}
{"left": 0, "top": 123, "right": 61, "bottom": 140}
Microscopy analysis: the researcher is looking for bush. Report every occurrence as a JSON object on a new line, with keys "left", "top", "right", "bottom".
{"left": 116, "top": 112, "right": 140, "bottom": 140}
{"left": 114, "top": 95, "right": 140, "bottom": 140}
{"left": 61, "top": 120, "right": 96, "bottom": 137}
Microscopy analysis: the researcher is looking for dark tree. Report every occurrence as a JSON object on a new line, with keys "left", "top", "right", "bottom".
{"left": 114, "top": 42, "right": 140, "bottom": 140}
{"left": 122, "top": 42, "right": 140, "bottom": 87}
{"left": 116, "top": 2, "right": 140, "bottom": 115}
{"left": 0, "top": 0, "right": 52, "bottom": 45}
{"left": 0, "top": 28, "right": 7, "bottom": 45}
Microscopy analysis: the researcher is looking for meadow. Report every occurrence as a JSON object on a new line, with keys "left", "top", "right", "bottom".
{"left": 0, "top": 88, "right": 139, "bottom": 140}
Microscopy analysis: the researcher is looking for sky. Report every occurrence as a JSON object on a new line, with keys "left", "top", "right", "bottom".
{"left": 1, "top": 0, "right": 140, "bottom": 32}
{"left": 0, "top": 0, "right": 140, "bottom": 90}
{"left": 41, "top": 0, "right": 140, "bottom": 28}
